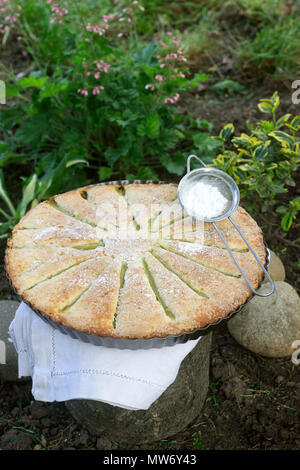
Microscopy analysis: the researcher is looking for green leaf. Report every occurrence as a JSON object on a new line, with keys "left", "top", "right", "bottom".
{"left": 187, "top": 73, "right": 209, "bottom": 87}
{"left": 260, "top": 120, "right": 275, "bottom": 133}
{"left": 219, "top": 124, "right": 235, "bottom": 141}
{"left": 136, "top": 166, "right": 158, "bottom": 180}
{"left": 17, "top": 174, "right": 38, "bottom": 219}
{"left": 281, "top": 212, "right": 293, "bottom": 231}
{"left": 66, "top": 159, "right": 87, "bottom": 168}
{"left": 286, "top": 115, "right": 300, "bottom": 132}
{"left": 191, "top": 119, "right": 214, "bottom": 131}
{"left": 133, "top": 42, "right": 157, "bottom": 65}
{"left": 18, "top": 76, "right": 48, "bottom": 89}
{"left": 39, "top": 80, "right": 69, "bottom": 100}
{"left": 258, "top": 102, "right": 273, "bottom": 113}
{"left": 211, "top": 79, "right": 244, "bottom": 95}
{"left": 0, "top": 220, "right": 12, "bottom": 238}
{"left": 5, "top": 85, "right": 21, "bottom": 98}
{"left": 0, "top": 169, "right": 16, "bottom": 216}
{"left": 104, "top": 147, "right": 122, "bottom": 166}
{"left": 98, "top": 166, "right": 113, "bottom": 181}
{"left": 275, "top": 114, "right": 291, "bottom": 129}
{"left": 269, "top": 131, "right": 294, "bottom": 145}
{"left": 161, "top": 153, "right": 187, "bottom": 175}
{"left": 14, "top": 114, "right": 49, "bottom": 149}
{"left": 137, "top": 112, "right": 160, "bottom": 139}
{"left": 253, "top": 145, "right": 269, "bottom": 160}
{"left": 232, "top": 133, "right": 252, "bottom": 148}
{"left": 125, "top": 173, "right": 136, "bottom": 180}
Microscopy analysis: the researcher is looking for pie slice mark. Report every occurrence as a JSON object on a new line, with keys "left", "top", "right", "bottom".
{"left": 167, "top": 228, "right": 255, "bottom": 252}
{"left": 60, "top": 258, "right": 122, "bottom": 336}
{"left": 151, "top": 248, "right": 210, "bottom": 298}
{"left": 142, "top": 257, "right": 176, "bottom": 320}
{"left": 151, "top": 247, "right": 251, "bottom": 313}
{"left": 143, "top": 253, "right": 210, "bottom": 326}
{"left": 14, "top": 248, "right": 106, "bottom": 292}
{"left": 8, "top": 226, "right": 102, "bottom": 249}
{"left": 86, "top": 185, "right": 128, "bottom": 230}
{"left": 125, "top": 183, "right": 178, "bottom": 233}
{"left": 18, "top": 201, "right": 95, "bottom": 232}
{"left": 159, "top": 216, "right": 205, "bottom": 241}
{"left": 23, "top": 256, "right": 110, "bottom": 317}
{"left": 159, "top": 240, "right": 242, "bottom": 278}
{"left": 5, "top": 246, "right": 103, "bottom": 277}
{"left": 21, "top": 253, "right": 106, "bottom": 293}
{"left": 159, "top": 239, "right": 265, "bottom": 283}
{"left": 113, "top": 260, "right": 128, "bottom": 328}
{"left": 80, "top": 188, "right": 119, "bottom": 230}
{"left": 53, "top": 191, "right": 99, "bottom": 227}
{"left": 150, "top": 199, "right": 187, "bottom": 233}
{"left": 115, "top": 259, "right": 171, "bottom": 337}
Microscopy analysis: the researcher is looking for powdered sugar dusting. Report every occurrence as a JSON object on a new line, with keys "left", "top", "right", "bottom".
{"left": 181, "top": 176, "right": 231, "bottom": 219}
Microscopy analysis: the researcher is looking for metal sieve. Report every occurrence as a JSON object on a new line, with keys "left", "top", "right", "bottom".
{"left": 177, "top": 155, "right": 275, "bottom": 297}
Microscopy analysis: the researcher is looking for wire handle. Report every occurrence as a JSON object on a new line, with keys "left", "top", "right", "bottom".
{"left": 187, "top": 154, "right": 207, "bottom": 173}
{"left": 213, "top": 219, "right": 275, "bottom": 297}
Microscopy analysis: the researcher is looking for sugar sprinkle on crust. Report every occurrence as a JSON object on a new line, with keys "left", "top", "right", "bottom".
{"left": 5, "top": 183, "right": 267, "bottom": 339}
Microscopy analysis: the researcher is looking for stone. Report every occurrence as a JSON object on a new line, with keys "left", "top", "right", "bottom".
{"left": 65, "top": 332, "right": 212, "bottom": 445}
{"left": 227, "top": 281, "right": 300, "bottom": 358}
{"left": 263, "top": 250, "right": 285, "bottom": 283}
{"left": 0, "top": 300, "right": 23, "bottom": 381}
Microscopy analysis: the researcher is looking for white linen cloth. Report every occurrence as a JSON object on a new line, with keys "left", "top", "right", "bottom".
{"left": 9, "top": 302, "right": 201, "bottom": 410}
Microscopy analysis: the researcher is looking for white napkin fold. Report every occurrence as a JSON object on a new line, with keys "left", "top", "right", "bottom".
{"left": 9, "top": 302, "right": 201, "bottom": 410}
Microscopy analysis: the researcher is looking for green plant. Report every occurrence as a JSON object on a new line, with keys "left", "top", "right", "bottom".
{"left": 212, "top": 92, "right": 300, "bottom": 228}
{"left": 276, "top": 197, "right": 300, "bottom": 232}
{"left": 211, "top": 79, "right": 245, "bottom": 95}
{"left": 0, "top": 0, "right": 209, "bottom": 236}
{"left": 192, "top": 431, "right": 208, "bottom": 450}
{"left": 239, "top": 18, "right": 300, "bottom": 78}
{"left": 0, "top": 157, "right": 86, "bottom": 238}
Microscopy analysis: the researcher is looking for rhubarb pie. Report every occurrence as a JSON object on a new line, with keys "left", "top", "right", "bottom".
{"left": 5, "top": 182, "right": 267, "bottom": 339}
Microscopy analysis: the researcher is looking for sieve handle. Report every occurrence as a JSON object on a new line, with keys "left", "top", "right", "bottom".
{"left": 212, "top": 218, "right": 275, "bottom": 297}
{"left": 187, "top": 154, "right": 207, "bottom": 173}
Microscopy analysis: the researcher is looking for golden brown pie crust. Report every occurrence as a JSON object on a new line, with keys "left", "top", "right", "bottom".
{"left": 5, "top": 183, "right": 267, "bottom": 339}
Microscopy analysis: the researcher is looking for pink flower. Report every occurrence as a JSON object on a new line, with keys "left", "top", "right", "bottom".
{"left": 164, "top": 93, "right": 180, "bottom": 105}
{"left": 173, "top": 39, "right": 181, "bottom": 46}
{"left": 155, "top": 74, "right": 163, "bottom": 82}
{"left": 145, "top": 84, "right": 155, "bottom": 91}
